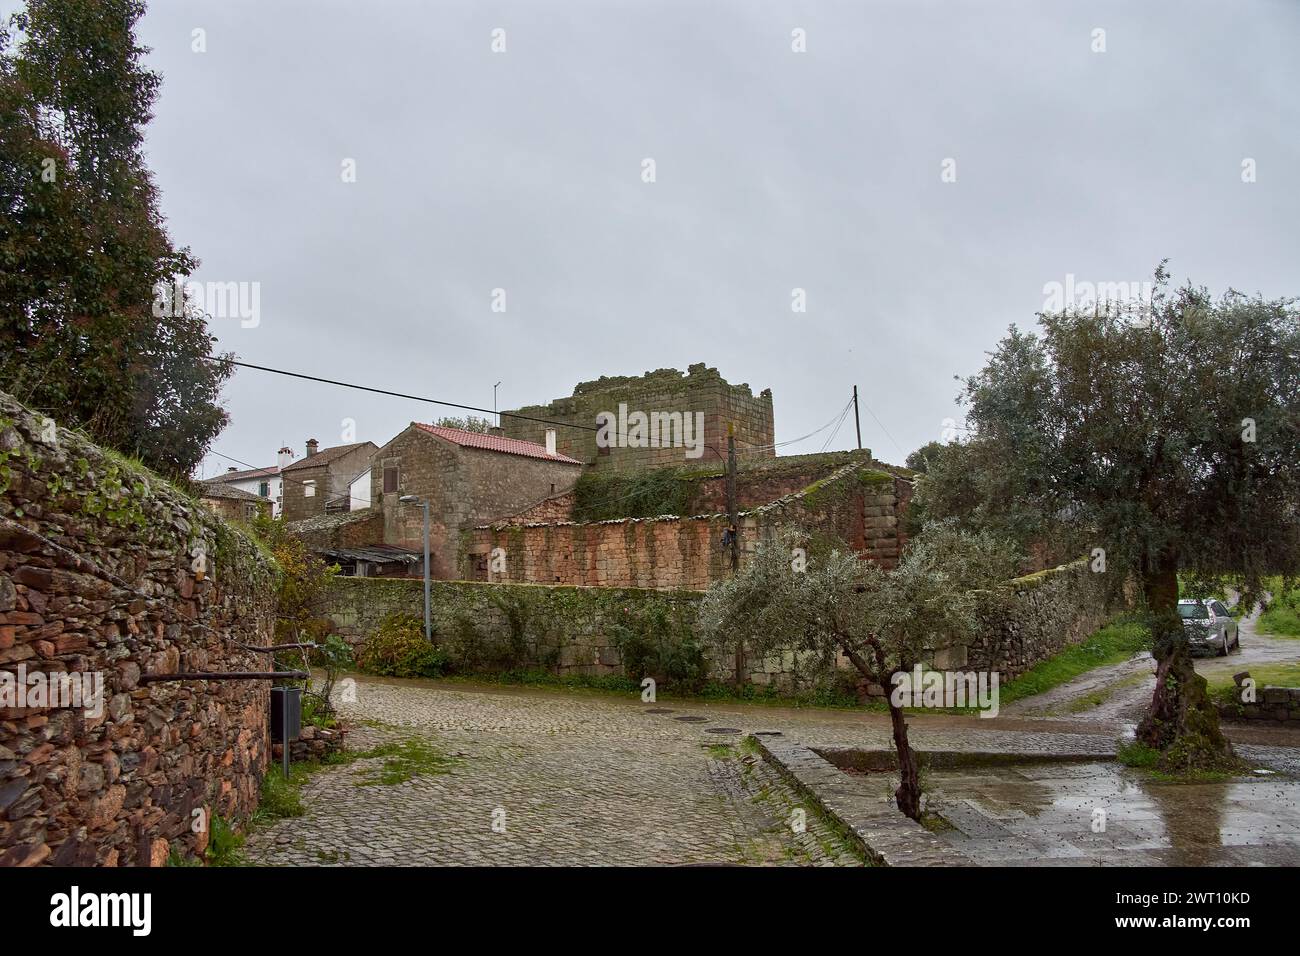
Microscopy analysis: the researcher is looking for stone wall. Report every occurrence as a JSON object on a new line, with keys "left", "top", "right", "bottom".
{"left": 462, "top": 460, "right": 913, "bottom": 588}
{"left": 1217, "top": 675, "right": 1300, "bottom": 724}
{"left": 942, "top": 559, "right": 1126, "bottom": 679}
{"left": 0, "top": 390, "right": 278, "bottom": 867}
{"left": 324, "top": 577, "right": 709, "bottom": 679}
{"left": 502, "top": 364, "right": 775, "bottom": 472}
{"left": 326, "top": 555, "right": 1127, "bottom": 696}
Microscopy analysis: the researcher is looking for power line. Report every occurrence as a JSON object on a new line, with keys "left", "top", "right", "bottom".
{"left": 205, "top": 357, "right": 600, "bottom": 433}
{"left": 203, "top": 448, "right": 370, "bottom": 510}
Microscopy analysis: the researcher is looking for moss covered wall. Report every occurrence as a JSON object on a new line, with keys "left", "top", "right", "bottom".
{"left": 0, "top": 389, "right": 279, "bottom": 867}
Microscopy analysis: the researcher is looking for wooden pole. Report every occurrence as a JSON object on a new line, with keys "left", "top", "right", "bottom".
{"left": 853, "top": 385, "right": 862, "bottom": 450}
{"left": 727, "top": 423, "right": 743, "bottom": 685}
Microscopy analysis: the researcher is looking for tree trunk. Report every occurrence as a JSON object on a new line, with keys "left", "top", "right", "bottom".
{"left": 1135, "top": 562, "right": 1238, "bottom": 771}
{"left": 838, "top": 641, "right": 923, "bottom": 821}
{"left": 888, "top": 696, "right": 923, "bottom": 821}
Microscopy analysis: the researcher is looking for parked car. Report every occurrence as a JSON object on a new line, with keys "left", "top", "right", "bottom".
{"left": 1177, "top": 598, "right": 1240, "bottom": 656}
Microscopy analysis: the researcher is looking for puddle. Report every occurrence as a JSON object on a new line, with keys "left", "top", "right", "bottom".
{"left": 925, "top": 762, "right": 1300, "bottom": 865}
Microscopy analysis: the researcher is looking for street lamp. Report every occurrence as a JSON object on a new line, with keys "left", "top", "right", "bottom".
{"left": 494, "top": 381, "right": 502, "bottom": 428}
{"left": 399, "top": 494, "right": 432, "bottom": 643}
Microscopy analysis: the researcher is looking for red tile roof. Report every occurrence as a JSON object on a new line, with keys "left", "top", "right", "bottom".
{"left": 208, "top": 464, "right": 279, "bottom": 483}
{"left": 415, "top": 424, "right": 583, "bottom": 464}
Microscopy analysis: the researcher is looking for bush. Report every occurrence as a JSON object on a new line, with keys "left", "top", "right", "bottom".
{"left": 355, "top": 613, "right": 448, "bottom": 678}
{"left": 609, "top": 602, "right": 708, "bottom": 691}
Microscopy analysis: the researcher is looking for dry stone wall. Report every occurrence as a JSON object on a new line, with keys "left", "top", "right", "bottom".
{"left": 462, "top": 460, "right": 913, "bottom": 588}
{"left": 0, "top": 390, "right": 278, "bottom": 867}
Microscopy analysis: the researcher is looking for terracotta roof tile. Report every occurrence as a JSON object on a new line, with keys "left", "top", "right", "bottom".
{"left": 281, "top": 441, "right": 375, "bottom": 473}
{"left": 415, "top": 424, "right": 582, "bottom": 464}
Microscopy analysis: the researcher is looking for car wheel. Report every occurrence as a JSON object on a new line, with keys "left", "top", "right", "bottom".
{"left": 1220, "top": 633, "right": 1230, "bottom": 657}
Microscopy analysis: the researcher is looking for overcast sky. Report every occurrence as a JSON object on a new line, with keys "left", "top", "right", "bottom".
{"left": 95, "top": 1, "right": 1300, "bottom": 476}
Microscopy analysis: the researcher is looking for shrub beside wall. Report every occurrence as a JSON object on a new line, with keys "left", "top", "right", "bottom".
{"left": 0, "top": 390, "right": 278, "bottom": 866}
{"left": 326, "top": 556, "right": 1126, "bottom": 695}
{"left": 325, "top": 578, "right": 709, "bottom": 688}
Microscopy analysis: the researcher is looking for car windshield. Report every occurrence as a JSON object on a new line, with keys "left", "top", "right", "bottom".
{"left": 1178, "top": 603, "right": 1210, "bottom": 620}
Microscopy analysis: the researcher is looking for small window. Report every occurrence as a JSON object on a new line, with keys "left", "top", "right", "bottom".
{"left": 383, "top": 466, "right": 398, "bottom": 493}
{"left": 303, "top": 480, "right": 316, "bottom": 498}
{"left": 258, "top": 481, "right": 269, "bottom": 497}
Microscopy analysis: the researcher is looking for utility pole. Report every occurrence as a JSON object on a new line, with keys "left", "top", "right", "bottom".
{"left": 853, "top": 385, "right": 862, "bottom": 451}
{"left": 726, "top": 422, "right": 742, "bottom": 685}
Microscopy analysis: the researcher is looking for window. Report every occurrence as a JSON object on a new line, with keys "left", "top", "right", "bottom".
{"left": 383, "top": 466, "right": 398, "bottom": 493}
{"left": 303, "top": 480, "right": 316, "bottom": 498}
{"left": 258, "top": 481, "right": 269, "bottom": 497}
{"left": 1178, "top": 602, "right": 1209, "bottom": 620}
{"left": 1212, "top": 601, "right": 1231, "bottom": 617}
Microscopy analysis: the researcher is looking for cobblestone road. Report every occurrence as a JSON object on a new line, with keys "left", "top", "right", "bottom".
{"left": 244, "top": 664, "right": 1300, "bottom": 866}
{"left": 244, "top": 678, "right": 866, "bottom": 866}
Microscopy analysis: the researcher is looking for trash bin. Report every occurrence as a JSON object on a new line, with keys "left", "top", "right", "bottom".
{"left": 270, "top": 686, "right": 302, "bottom": 743}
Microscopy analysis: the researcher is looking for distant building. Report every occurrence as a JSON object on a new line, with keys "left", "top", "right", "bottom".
{"left": 203, "top": 446, "right": 294, "bottom": 516}
{"left": 369, "top": 422, "right": 583, "bottom": 578}
{"left": 280, "top": 438, "right": 377, "bottom": 522}
{"left": 198, "top": 480, "right": 273, "bottom": 523}
{"left": 500, "top": 364, "right": 774, "bottom": 472}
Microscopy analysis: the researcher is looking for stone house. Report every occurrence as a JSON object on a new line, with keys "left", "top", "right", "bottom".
{"left": 201, "top": 446, "right": 294, "bottom": 516}
{"left": 198, "top": 480, "right": 274, "bottom": 523}
{"left": 370, "top": 422, "right": 584, "bottom": 579}
{"left": 280, "top": 438, "right": 377, "bottom": 522}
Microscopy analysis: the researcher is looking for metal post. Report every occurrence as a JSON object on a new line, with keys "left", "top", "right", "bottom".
{"left": 422, "top": 500, "right": 432, "bottom": 643}
{"left": 281, "top": 692, "right": 289, "bottom": 779}
{"left": 853, "top": 385, "right": 862, "bottom": 450}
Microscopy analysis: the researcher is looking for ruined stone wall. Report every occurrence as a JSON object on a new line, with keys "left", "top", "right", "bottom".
{"left": 0, "top": 390, "right": 278, "bottom": 867}
{"left": 462, "top": 461, "right": 912, "bottom": 588}
{"left": 502, "top": 364, "right": 775, "bottom": 472}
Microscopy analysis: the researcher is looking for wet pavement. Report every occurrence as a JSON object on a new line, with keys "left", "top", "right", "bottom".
{"left": 926, "top": 761, "right": 1300, "bottom": 866}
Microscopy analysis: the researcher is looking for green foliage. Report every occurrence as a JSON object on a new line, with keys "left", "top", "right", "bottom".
{"left": 433, "top": 415, "right": 493, "bottom": 433}
{"left": 1115, "top": 739, "right": 1161, "bottom": 768}
{"left": 355, "top": 612, "right": 448, "bottom": 678}
{"left": 1259, "top": 580, "right": 1300, "bottom": 638}
{"left": 0, "top": 0, "right": 233, "bottom": 477}
{"left": 699, "top": 521, "right": 1019, "bottom": 688}
{"left": 254, "top": 764, "right": 306, "bottom": 821}
{"left": 920, "top": 266, "right": 1300, "bottom": 611}
{"left": 904, "top": 441, "right": 943, "bottom": 475}
{"left": 572, "top": 467, "right": 693, "bottom": 521}
{"left": 997, "top": 617, "right": 1151, "bottom": 706}
{"left": 352, "top": 737, "right": 457, "bottom": 786}
{"left": 204, "top": 814, "right": 246, "bottom": 867}
{"left": 607, "top": 600, "right": 708, "bottom": 690}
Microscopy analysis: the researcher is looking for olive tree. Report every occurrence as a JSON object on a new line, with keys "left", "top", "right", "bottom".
{"left": 698, "top": 523, "right": 1016, "bottom": 821}
{"left": 918, "top": 266, "right": 1300, "bottom": 770}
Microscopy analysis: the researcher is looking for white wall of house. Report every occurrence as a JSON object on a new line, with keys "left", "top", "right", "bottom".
{"left": 225, "top": 475, "right": 283, "bottom": 517}
{"left": 348, "top": 470, "right": 371, "bottom": 511}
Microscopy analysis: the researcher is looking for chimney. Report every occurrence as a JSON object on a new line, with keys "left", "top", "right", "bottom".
{"left": 545, "top": 429, "right": 557, "bottom": 457}
{"left": 305, "top": 438, "right": 319, "bottom": 458}
{"left": 277, "top": 446, "right": 294, "bottom": 469}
